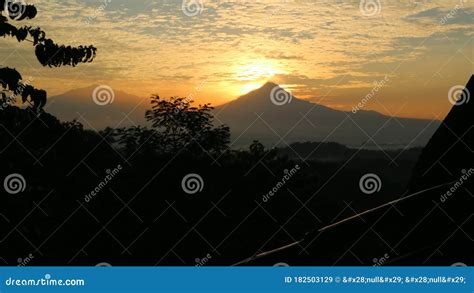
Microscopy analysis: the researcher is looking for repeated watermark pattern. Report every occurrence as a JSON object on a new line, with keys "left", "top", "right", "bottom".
{"left": 182, "top": 0, "right": 204, "bottom": 17}
{"left": 359, "top": 173, "right": 382, "bottom": 195}
{"left": 0, "top": 77, "right": 33, "bottom": 110}
{"left": 352, "top": 76, "right": 389, "bottom": 114}
{"left": 181, "top": 173, "right": 204, "bottom": 195}
{"left": 448, "top": 85, "right": 470, "bottom": 106}
{"left": 84, "top": 0, "right": 112, "bottom": 24}
{"left": 359, "top": 0, "right": 381, "bottom": 17}
{"left": 92, "top": 85, "right": 115, "bottom": 106}
{"left": 262, "top": 165, "right": 300, "bottom": 202}
{"left": 0, "top": 0, "right": 472, "bottom": 269}
{"left": 84, "top": 164, "right": 123, "bottom": 203}
{"left": 3, "top": 0, "right": 26, "bottom": 20}
{"left": 439, "top": 1, "right": 466, "bottom": 25}
{"left": 17, "top": 253, "right": 34, "bottom": 267}
{"left": 373, "top": 253, "right": 390, "bottom": 266}
{"left": 270, "top": 85, "right": 292, "bottom": 106}
{"left": 3, "top": 173, "right": 26, "bottom": 195}
{"left": 439, "top": 168, "right": 473, "bottom": 203}
{"left": 195, "top": 253, "right": 212, "bottom": 267}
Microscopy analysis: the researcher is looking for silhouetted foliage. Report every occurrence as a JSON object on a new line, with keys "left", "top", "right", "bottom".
{"left": 145, "top": 95, "right": 230, "bottom": 155}
{"left": 0, "top": 0, "right": 96, "bottom": 110}
{"left": 0, "top": 98, "right": 427, "bottom": 266}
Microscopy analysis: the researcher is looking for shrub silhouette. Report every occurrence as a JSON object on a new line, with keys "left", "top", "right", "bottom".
{"left": 144, "top": 95, "right": 230, "bottom": 155}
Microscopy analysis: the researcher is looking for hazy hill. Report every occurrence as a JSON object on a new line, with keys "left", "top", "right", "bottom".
{"left": 214, "top": 82, "right": 440, "bottom": 149}
{"left": 46, "top": 85, "right": 148, "bottom": 130}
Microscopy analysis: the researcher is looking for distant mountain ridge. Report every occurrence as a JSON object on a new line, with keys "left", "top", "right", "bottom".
{"left": 46, "top": 85, "right": 148, "bottom": 129}
{"left": 214, "top": 82, "right": 440, "bottom": 149}
{"left": 46, "top": 83, "right": 440, "bottom": 149}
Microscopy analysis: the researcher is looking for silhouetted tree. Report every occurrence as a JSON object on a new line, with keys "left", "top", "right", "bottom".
{"left": 250, "top": 140, "right": 265, "bottom": 157}
{"left": 116, "top": 126, "right": 162, "bottom": 157}
{"left": 0, "top": 0, "right": 96, "bottom": 110}
{"left": 145, "top": 95, "right": 230, "bottom": 155}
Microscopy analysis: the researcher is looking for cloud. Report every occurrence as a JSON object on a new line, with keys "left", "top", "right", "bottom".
{"left": 1, "top": 0, "right": 472, "bottom": 119}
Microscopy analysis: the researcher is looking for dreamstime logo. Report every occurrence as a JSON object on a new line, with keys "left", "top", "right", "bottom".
{"left": 262, "top": 165, "right": 301, "bottom": 203}
{"left": 17, "top": 253, "right": 34, "bottom": 267}
{"left": 195, "top": 253, "right": 212, "bottom": 267}
{"left": 373, "top": 253, "right": 389, "bottom": 266}
{"left": 92, "top": 85, "right": 115, "bottom": 106}
{"left": 440, "top": 168, "right": 473, "bottom": 203}
{"left": 359, "top": 0, "right": 381, "bottom": 17}
{"left": 440, "top": 1, "right": 465, "bottom": 25}
{"left": 84, "top": 0, "right": 111, "bottom": 24}
{"left": 270, "top": 86, "right": 292, "bottom": 106}
{"left": 181, "top": 173, "right": 204, "bottom": 195}
{"left": 359, "top": 173, "right": 382, "bottom": 194}
{"left": 182, "top": 0, "right": 204, "bottom": 17}
{"left": 84, "top": 164, "right": 122, "bottom": 203}
{"left": 448, "top": 85, "right": 470, "bottom": 106}
{"left": 352, "top": 75, "right": 389, "bottom": 113}
{"left": 4, "top": 0, "right": 26, "bottom": 21}
{"left": 1, "top": 77, "right": 33, "bottom": 111}
{"left": 3, "top": 173, "right": 26, "bottom": 195}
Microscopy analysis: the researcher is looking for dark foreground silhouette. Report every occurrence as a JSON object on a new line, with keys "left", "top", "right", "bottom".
{"left": 0, "top": 76, "right": 472, "bottom": 266}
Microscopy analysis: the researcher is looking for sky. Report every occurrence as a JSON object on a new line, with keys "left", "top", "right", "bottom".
{"left": 1, "top": 0, "right": 473, "bottom": 119}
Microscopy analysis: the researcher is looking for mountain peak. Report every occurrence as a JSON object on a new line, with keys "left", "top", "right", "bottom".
{"left": 234, "top": 81, "right": 293, "bottom": 104}
{"left": 261, "top": 81, "right": 280, "bottom": 89}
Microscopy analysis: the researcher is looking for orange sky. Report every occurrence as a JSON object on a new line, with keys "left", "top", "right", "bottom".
{"left": 1, "top": 0, "right": 473, "bottom": 119}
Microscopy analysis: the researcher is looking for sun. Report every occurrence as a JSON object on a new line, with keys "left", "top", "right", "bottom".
{"left": 236, "top": 63, "right": 276, "bottom": 81}
{"left": 234, "top": 61, "right": 280, "bottom": 94}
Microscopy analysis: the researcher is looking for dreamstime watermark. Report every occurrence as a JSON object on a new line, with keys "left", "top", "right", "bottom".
{"left": 3, "top": 0, "right": 26, "bottom": 21}
{"left": 195, "top": 253, "right": 212, "bottom": 266}
{"left": 270, "top": 85, "right": 292, "bottom": 106}
{"left": 185, "top": 79, "right": 208, "bottom": 103}
{"left": 0, "top": 77, "right": 33, "bottom": 111}
{"left": 5, "top": 274, "right": 85, "bottom": 287}
{"left": 181, "top": 173, "right": 204, "bottom": 195}
{"left": 439, "top": 1, "right": 465, "bottom": 25}
{"left": 448, "top": 85, "right": 470, "bottom": 106}
{"left": 84, "top": 0, "right": 112, "bottom": 24}
{"left": 182, "top": 0, "right": 204, "bottom": 17}
{"left": 352, "top": 75, "right": 389, "bottom": 113}
{"left": 359, "top": 0, "right": 381, "bottom": 17}
{"left": 84, "top": 164, "right": 122, "bottom": 203}
{"left": 17, "top": 253, "right": 34, "bottom": 267}
{"left": 92, "top": 85, "right": 115, "bottom": 106}
{"left": 262, "top": 165, "right": 300, "bottom": 202}
{"left": 359, "top": 173, "right": 382, "bottom": 195}
{"left": 3, "top": 173, "right": 26, "bottom": 195}
{"left": 440, "top": 168, "right": 473, "bottom": 203}
{"left": 373, "top": 253, "right": 389, "bottom": 266}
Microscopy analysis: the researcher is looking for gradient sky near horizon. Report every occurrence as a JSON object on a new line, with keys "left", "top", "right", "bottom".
{"left": 1, "top": 0, "right": 473, "bottom": 119}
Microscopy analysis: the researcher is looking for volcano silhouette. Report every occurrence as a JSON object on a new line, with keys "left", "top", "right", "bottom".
{"left": 242, "top": 76, "right": 473, "bottom": 266}
{"left": 215, "top": 82, "right": 439, "bottom": 148}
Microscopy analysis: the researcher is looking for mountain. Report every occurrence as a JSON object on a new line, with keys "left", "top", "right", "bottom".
{"left": 214, "top": 82, "right": 440, "bottom": 149}
{"left": 46, "top": 85, "right": 148, "bottom": 130}
{"left": 244, "top": 76, "right": 473, "bottom": 265}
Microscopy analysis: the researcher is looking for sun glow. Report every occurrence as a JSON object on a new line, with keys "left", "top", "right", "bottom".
{"left": 234, "top": 60, "right": 282, "bottom": 95}
{"left": 236, "top": 63, "right": 276, "bottom": 81}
